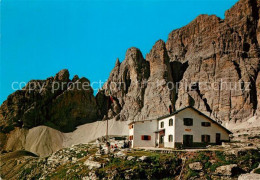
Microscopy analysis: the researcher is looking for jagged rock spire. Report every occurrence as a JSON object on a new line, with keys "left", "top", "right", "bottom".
{"left": 115, "top": 58, "right": 120, "bottom": 67}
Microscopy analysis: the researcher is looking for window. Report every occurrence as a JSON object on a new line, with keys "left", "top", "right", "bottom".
{"left": 129, "top": 135, "right": 133, "bottom": 140}
{"left": 160, "top": 121, "right": 164, "bottom": 128}
{"left": 201, "top": 122, "right": 211, "bottom": 127}
{"left": 169, "top": 119, "right": 173, "bottom": 126}
{"left": 168, "top": 135, "right": 173, "bottom": 142}
{"left": 184, "top": 118, "right": 193, "bottom": 126}
{"left": 201, "top": 135, "right": 210, "bottom": 143}
{"left": 141, "top": 135, "right": 151, "bottom": 140}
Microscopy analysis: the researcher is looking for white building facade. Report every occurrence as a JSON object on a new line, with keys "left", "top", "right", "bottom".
{"left": 129, "top": 119, "right": 158, "bottom": 148}
{"left": 129, "top": 106, "right": 231, "bottom": 148}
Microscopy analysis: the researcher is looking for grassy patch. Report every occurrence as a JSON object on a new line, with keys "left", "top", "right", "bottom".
{"left": 95, "top": 152, "right": 181, "bottom": 179}
{"left": 12, "top": 146, "right": 260, "bottom": 179}
{"left": 184, "top": 169, "right": 199, "bottom": 179}
{"left": 76, "top": 150, "right": 88, "bottom": 158}
{"left": 19, "top": 164, "right": 37, "bottom": 179}
{"left": 254, "top": 168, "right": 260, "bottom": 174}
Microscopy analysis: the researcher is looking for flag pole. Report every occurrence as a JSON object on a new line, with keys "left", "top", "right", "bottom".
{"left": 106, "top": 112, "right": 108, "bottom": 142}
{"left": 106, "top": 90, "right": 111, "bottom": 154}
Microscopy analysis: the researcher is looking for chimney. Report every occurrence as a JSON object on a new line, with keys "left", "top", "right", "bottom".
{"left": 168, "top": 105, "right": 173, "bottom": 114}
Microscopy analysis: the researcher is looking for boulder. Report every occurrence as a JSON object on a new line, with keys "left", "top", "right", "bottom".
{"left": 138, "top": 156, "right": 149, "bottom": 162}
{"left": 84, "top": 159, "right": 101, "bottom": 170}
{"left": 82, "top": 171, "right": 98, "bottom": 180}
{"left": 238, "top": 173, "right": 260, "bottom": 180}
{"left": 127, "top": 156, "right": 135, "bottom": 161}
{"left": 71, "top": 157, "right": 77, "bottom": 163}
{"left": 215, "top": 164, "right": 239, "bottom": 176}
{"left": 189, "top": 162, "right": 203, "bottom": 171}
{"left": 225, "top": 148, "right": 250, "bottom": 156}
{"left": 115, "top": 151, "right": 126, "bottom": 158}
{"left": 209, "top": 160, "right": 216, "bottom": 164}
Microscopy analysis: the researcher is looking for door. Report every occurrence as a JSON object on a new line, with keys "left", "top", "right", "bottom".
{"left": 183, "top": 135, "right": 193, "bottom": 147}
{"left": 216, "top": 133, "right": 221, "bottom": 145}
{"left": 159, "top": 135, "right": 164, "bottom": 148}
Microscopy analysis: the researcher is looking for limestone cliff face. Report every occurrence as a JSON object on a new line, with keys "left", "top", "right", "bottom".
{"left": 102, "top": 0, "right": 260, "bottom": 125}
{"left": 257, "top": 73, "right": 260, "bottom": 117}
{"left": 102, "top": 48, "right": 150, "bottom": 121}
{"left": 167, "top": 0, "right": 260, "bottom": 124}
{"left": 140, "top": 40, "right": 174, "bottom": 119}
{"left": 0, "top": 69, "right": 99, "bottom": 132}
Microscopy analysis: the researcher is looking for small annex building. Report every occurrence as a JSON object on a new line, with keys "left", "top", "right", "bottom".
{"left": 128, "top": 106, "right": 232, "bottom": 148}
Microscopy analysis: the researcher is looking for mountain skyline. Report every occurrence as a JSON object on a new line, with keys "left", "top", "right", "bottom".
{"left": 1, "top": 0, "right": 238, "bottom": 104}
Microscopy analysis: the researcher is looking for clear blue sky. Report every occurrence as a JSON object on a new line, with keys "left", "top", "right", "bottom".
{"left": 1, "top": 0, "right": 238, "bottom": 104}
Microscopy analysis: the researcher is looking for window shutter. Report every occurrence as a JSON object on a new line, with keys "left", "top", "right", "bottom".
{"left": 129, "top": 136, "right": 133, "bottom": 140}
{"left": 141, "top": 135, "right": 144, "bottom": 140}
{"left": 148, "top": 136, "right": 151, "bottom": 140}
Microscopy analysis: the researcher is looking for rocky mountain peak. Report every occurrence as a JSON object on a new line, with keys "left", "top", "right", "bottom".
{"left": 146, "top": 40, "right": 170, "bottom": 77}
{"left": 0, "top": 69, "right": 99, "bottom": 133}
{"left": 102, "top": 0, "right": 260, "bottom": 124}
{"left": 54, "top": 69, "right": 70, "bottom": 82}
{"left": 72, "top": 75, "right": 79, "bottom": 82}
{"left": 147, "top": 39, "right": 167, "bottom": 55}
{"left": 225, "top": 0, "right": 259, "bottom": 22}
{"left": 124, "top": 47, "right": 145, "bottom": 67}
{"left": 192, "top": 14, "right": 221, "bottom": 27}
{"left": 115, "top": 58, "right": 120, "bottom": 67}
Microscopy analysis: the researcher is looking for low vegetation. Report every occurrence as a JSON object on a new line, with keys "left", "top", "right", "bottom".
{"left": 1, "top": 143, "right": 259, "bottom": 180}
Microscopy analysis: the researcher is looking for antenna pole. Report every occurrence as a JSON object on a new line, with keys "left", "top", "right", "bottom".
{"left": 106, "top": 115, "right": 108, "bottom": 141}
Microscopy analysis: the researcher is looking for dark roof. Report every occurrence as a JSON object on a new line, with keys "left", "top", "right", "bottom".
{"left": 128, "top": 119, "right": 157, "bottom": 125}
{"left": 157, "top": 106, "right": 232, "bottom": 134}
{"left": 157, "top": 106, "right": 190, "bottom": 120}
{"left": 128, "top": 121, "right": 135, "bottom": 125}
{"left": 154, "top": 129, "right": 165, "bottom": 133}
